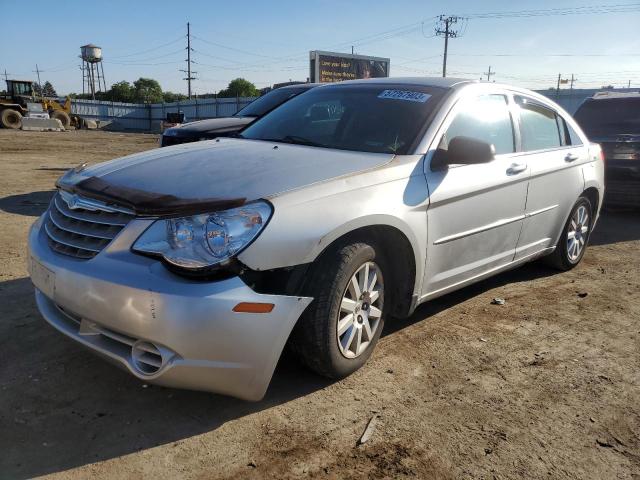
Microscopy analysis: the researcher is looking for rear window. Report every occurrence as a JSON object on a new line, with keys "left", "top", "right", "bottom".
{"left": 240, "top": 84, "right": 447, "bottom": 154}
{"left": 574, "top": 98, "right": 640, "bottom": 137}
{"left": 236, "top": 88, "right": 303, "bottom": 118}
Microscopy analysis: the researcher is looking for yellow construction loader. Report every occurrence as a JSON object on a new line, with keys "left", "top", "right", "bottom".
{"left": 0, "top": 79, "right": 78, "bottom": 129}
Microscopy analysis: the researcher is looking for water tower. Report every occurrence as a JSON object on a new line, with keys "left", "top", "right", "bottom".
{"left": 80, "top": 44, "right": 107, "bottom": 99}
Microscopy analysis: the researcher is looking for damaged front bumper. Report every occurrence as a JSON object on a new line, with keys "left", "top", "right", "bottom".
{"left": 27, "top": 215, "right": 312, "bottom": 401}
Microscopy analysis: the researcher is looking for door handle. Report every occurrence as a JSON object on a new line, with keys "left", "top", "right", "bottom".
{"left": 506, "top": 162, "right": 527, "bottom": 175}
{"left": 565, "top": 153, "right": 579, "bottom": 162}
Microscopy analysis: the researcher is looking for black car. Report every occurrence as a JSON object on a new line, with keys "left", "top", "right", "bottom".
{"left": 160, "top": 83, "right": 319, "bottom": 147}
{"left": 574, "top": 92, "right": 640, "bottom": 206}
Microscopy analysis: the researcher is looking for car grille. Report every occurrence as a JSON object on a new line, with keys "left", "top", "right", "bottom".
{"left": 45, "top": 191, "right": 134, "bottom": 259}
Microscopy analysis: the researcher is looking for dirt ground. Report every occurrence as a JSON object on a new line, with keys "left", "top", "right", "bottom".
{"left": 1, "top": 129, "right": 639, "bottom": 480}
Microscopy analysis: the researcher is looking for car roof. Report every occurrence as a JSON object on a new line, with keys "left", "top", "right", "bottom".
{"left": 590, "top": 91, "right": 640, "bottom": 100}
{"left": 278, "top": 83, "right": 322, "bottom": 91}
{"left": 330, "top": 76, "right": 476, "bottom": 89}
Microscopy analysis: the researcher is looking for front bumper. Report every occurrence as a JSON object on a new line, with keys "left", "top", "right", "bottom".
{"left": 27, "top": 214, "right": 312, "bottom": 401}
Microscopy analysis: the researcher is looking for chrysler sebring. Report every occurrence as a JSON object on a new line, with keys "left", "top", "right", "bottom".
{"left": 28, "top": 78, "right": 604, "bottom": 400}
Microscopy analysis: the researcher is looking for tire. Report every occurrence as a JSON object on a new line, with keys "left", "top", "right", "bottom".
{"left": 290, "top": 242, "right": 387, "bottom": 378}
{"left": 544, "top": 196, "right": 593, "bottom": 271}
{"left": 1, "top": 109, "right": 22, "bottom": 129}
{"left": 50, "top": 110, "right": 71, "bottom": 129}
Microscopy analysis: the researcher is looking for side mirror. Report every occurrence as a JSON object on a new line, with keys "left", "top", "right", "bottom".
{"left": 431, "top": 136, "right": 495, "bottom": 170}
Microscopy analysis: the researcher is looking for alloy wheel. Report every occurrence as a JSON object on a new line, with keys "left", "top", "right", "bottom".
{"left": 337, "top": 261, "right": 383, "bottom": 358}
{"left": 567, "top": 205, "right": 590, "bottom": 262}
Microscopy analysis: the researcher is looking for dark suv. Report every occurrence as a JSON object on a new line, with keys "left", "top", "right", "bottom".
{"left": 160, "top": 83, "right": 318, "bottom": 147}
{"left": 574, "top": 92, "right": 640, "bottom": 206}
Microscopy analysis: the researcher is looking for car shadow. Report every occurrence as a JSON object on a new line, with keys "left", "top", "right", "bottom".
{"left": 589, "top": 207, "right": 640, "bottom": 246}
{"left": 383, "top": 261, "right": 554, "bottom": 337}
{"left": 2, "top": 206, "right": 636, "bottom": 478}
{"left": 0, "top": 190, "right": 55, "bottom": 217}
{"left": 0, "top": 276, "right": 335, "bottom": 479}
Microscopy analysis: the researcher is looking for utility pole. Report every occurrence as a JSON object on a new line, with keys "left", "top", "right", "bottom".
{"left": 3, "top": 69, "right": 8, "bottom": 83}
{"left": 628, "top": 80, "right": 631, "bottom": 88}
{"left": 556, "top": 73, "right": 561, "bottom": 99}
{"left": 34, "top": 64, "right": 42, "bottom": 99}
{"left": 569, "top": 74, "right": 576, "bottom": 94}
{"left": 435, "top": 15, "right": 462, "bottom": 78}
{"left": 351, "top": 46, "right": 354, "bottom": 54}
{"left": 484, "top": 66, "right": 495, "bottom": 82}
{"left": 180, "top": 22, "right": 196, "bottom": 99}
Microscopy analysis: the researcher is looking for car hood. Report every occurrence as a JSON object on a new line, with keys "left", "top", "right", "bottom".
{"left": 57, "top": 138, "right": 395, "bottom": 216}
{"left": 165, "top": 117, "right": 252, "bottom": 135}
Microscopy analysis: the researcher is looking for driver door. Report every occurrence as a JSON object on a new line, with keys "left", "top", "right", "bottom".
{"left": 421, "top": 92, "right": 529, "bottom": 297}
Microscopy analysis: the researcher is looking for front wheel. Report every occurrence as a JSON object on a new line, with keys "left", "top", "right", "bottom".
{"left": 545, "top": 196, "right": 593, "bottom": 271}
{"left": 289, "top": 242, "right": 386, "bottom": 378}
{"left": 50, "top": 110, "right": 71, "bottom": 129}
{"left": 1, "top": 109, "right": 22, "bottom": 129}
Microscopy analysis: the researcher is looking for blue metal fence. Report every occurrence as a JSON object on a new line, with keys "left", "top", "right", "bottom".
{"left": 70, "top": 97, "right": 256, "bottom": 131}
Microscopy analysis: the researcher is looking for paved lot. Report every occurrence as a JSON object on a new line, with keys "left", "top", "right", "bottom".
{"left": 1, "top": 129, "right": 639, "bottom": 479}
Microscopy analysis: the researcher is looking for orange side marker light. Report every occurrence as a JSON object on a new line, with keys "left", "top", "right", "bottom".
{"left": 233, "top": 302, "right": 275, "bottom": 314}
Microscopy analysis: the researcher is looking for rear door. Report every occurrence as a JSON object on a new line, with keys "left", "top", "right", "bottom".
{"left": 513, "top": 95, "right": 587, "bottom": 260}
{"left": 422, "top": 91, "right": 529, "bottom": 297}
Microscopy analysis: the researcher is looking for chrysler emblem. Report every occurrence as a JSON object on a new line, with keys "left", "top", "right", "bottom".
{"left": 66, "top": 194, "right": 79, "bottom": 209}
{"left": 62, "top": 192, "right": 81, "bottom": 210}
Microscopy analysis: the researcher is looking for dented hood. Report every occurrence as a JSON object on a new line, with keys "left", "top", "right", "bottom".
{"left": 57, "top": 138, "right": 394, "bottom": 216}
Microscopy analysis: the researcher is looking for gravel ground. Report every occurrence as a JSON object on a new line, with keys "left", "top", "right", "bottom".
{"left": 0, "top": 129, "right": 639, "bottom": 480}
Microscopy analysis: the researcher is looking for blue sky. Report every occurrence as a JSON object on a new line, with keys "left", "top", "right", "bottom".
{"left": 2, "top": 0, "right": 640, "bottom": 95}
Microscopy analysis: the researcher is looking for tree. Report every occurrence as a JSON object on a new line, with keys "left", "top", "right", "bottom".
{"left": 217, "top": 78, "right": 259, "bottom": 98}
{"left": 162, "top": 91, "right": 188, "bottom": 103}
{"left": 109, "top": 81, "right": 135, "bottom": 103}
{"left": 42, "top": 81, "right": 57, "bottom": 97}
{"left": 133, "top": 78, "right": 163, "bottom": 103}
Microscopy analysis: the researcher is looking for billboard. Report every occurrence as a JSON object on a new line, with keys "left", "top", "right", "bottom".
{"left": 309, "top": 51, "right": 390, "bottom": 83}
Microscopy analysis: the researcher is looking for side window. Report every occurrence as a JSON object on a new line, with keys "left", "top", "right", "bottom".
{"left": 565, "top": 120, "right": 584, "bottom": 146}
{"left": 440, "top": 94, "right": 515, "bottom": 155}
{"left": 517, "top": 97, "right": 563, "bottom": 151}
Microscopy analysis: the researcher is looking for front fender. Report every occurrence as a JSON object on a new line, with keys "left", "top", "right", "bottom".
{"left": 238, "top": 164, "right": 429, "bottom": 298}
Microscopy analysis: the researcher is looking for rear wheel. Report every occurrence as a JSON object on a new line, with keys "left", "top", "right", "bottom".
{"left": 1, "top": 109, "right": 22, "bottom": 129}
{"left": 50, "top": 110, "right": 71, "bottom": 129}
{"left": 545, "top": 196, "right": 593, "bottom": 271}
{"left": 290, "top": 242, "right": 386, "bottom": 378}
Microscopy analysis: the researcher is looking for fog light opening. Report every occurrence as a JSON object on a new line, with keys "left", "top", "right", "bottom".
{"left": 131, "top": 341, "right": 164, "bottom": 375}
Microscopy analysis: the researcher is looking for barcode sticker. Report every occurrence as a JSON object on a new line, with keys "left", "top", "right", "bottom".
{"left": 377, "top": 90, "right": 431, "bottom": 103}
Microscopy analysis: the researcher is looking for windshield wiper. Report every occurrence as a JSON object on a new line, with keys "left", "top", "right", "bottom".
{"left": 253, "top": 136, "right": 323, "bottom": 147}
{"left": 280, "top": 135, "right": 322, "bottom": 147}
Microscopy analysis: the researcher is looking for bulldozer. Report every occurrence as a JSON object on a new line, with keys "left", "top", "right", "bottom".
{"left": 0, "top": 79, "right": 77, "bottom": 129}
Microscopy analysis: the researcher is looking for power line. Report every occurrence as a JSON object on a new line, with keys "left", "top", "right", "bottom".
{"left": 456, "top": 3, "right": 640, "bottom": 19}
{"left": 109, "top": 34, "right": 186, "bottom": 59}
{"left": 107, "top": 48, "right": 185, "bottom": 65}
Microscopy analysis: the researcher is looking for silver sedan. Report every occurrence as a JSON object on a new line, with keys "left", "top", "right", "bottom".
{"left": 28, "top": 78, "right": 604, "bottom": 400}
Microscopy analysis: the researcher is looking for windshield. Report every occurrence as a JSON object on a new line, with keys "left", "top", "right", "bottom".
{"left": 240, "top": 84, "right": 446, "bottom": 154}
{"left": 574, "top": 98, "right": 640, "bottom": 137}
{"left": 235, "top": 88, "right": 304, "bottom": 118}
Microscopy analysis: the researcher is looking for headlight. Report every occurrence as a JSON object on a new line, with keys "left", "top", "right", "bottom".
{"left": 163, "top": 129, "right": 178, "bottom": 137}
{"left": 132, "top": 201, "right": 272, "bottom": 270}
